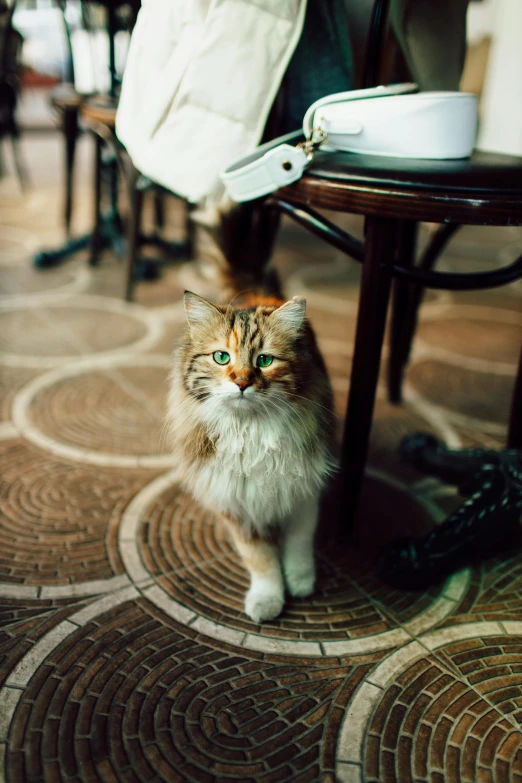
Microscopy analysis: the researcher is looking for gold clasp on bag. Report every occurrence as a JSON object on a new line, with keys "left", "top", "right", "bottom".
{"left": 296, "top": 126, "right": 328, "bottom": 161}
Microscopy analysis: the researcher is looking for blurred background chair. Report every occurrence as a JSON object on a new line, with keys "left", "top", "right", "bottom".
{"left": 34, "top": 0, "right": 136, "bottom": 267}
{"left": 36, "top": 0, "right": 193, "bottom": 296}
{"left": 0, "top": 0, "right": 27, "bottom": 188}
{"left": 265, "top": 0, "right": 522, "bottom": 531}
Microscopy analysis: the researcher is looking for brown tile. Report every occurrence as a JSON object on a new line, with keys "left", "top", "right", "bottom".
{"left": 1, "top": 133, "right": 522, "bottom": 783}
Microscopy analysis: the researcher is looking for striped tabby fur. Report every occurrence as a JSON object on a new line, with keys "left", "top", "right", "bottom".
{"left": 167, "top": 291, "right": 336, "bottom": 622}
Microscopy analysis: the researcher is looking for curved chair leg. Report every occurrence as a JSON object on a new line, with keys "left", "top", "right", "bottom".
{"left": 124, "top": 165, "right": 144, "bottom": 301}
{"left": 388, "top": 222, "right": 460, "bottom": 404}
{"left": 63, "top": 106, "right": 79, "bottom": 236}
{"left": 89, "top": 134, "right": 103, "bottom": 266}
{"left": 507, "top": 346, "right": 522, "bottom": 449}
{"left": 153, "top": 189, "right": 165, "bottom": 231}
{"left": 11, "top": 135, "right": 29, "bottom": 191}
{"left": 185, "top": 201, "right": 195, "bottom": 260}
{"left": 388, "top": 220, "right": 419, "bottom": 403}
{"left": 339, "top": 215, "right": 399, "bottom": 535}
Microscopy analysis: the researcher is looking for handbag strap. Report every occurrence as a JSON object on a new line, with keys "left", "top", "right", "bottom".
{"left": 221, "top": 83, "right": 418, "bottom": 203}
{"left": 221, "top": 128, "right": 330, "bottom": 203}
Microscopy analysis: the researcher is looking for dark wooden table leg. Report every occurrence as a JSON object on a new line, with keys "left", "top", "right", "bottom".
{"left": 125, "top": 166, "right": 144, "bottom": 302}
{"left": 89, "top": 134, "right": 103, "bottom": 267}
{"left": 507, "top": 345, "right": 522, "bottom": 449}
{"left": 388, "top": 220, "right": 418, "bottom": 404}
{"left": 185, "top": 201, "right": 196, "bottom": 260}
{"left": 338, "top": 215, "right": 399, "bottom": 537}
{"left": 63, "top": 106, "right": 79, "bottom": 237}
{"left": 154, "top": 189, "right": 165, "bottom": 231}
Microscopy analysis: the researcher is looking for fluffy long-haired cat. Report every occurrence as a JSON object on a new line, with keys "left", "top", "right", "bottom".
{"left": 167, "top": 291, "right": 336, "bottom": 622}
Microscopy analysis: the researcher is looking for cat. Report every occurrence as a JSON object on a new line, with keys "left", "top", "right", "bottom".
{"left": 167, "top": 291, "right": 336, "bottom": 623}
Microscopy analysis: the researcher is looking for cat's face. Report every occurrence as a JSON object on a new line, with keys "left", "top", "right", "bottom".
{"left": 182, "top": 292, "right": 307, "bottom": 414}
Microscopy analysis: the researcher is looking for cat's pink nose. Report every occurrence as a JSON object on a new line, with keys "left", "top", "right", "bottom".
{"left": 235, "top": 378, "right": 251, "bottom": 392}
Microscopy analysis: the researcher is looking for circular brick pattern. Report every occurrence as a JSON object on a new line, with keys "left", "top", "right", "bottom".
{"left": 444, "top": 554, "right": 522, "bottom": 627}
{"left": 3, "top": 599, "right": 351, "bottom": 783}
{"left": 12, "top": 356, "right": 174, "bottom": 468}
{"left": 0, "top": 224, "right": 40, "bottom": 266}
{"left": 140, "top": 484, "right": 431, "bottom": 639}
{"left": 0, "top": 264, "right": 90, "bottom": 297}
{"left": 408, "top": 359, "right": 514, "bottom": 428}
{"left": 30, "top": 368, "right": 166, "bottom": 455}
{"left": 364, "top": 650, "right": 522, "bottom": 782}
{"left": 0, "top": 439, "right": 155, "bottom": 585}
{"left": 0, "top": 296, "right": 165, "bottom": 367}
{"left": 336, "top": 624, "right": 522, "bottom": 782}
{"left": 0, "top": 368, "right": 40, "bottom": 423}
{"left": 119, "top": 470, "right": 470, "bottom": 657}
{"left": 416, "top": 308, "right": 522, "bottom": 365}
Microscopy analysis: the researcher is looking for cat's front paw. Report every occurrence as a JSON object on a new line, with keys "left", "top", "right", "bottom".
{"left": 285, "top": 567, "right": 315, "bottom": 598}
{"left": 245, "top": 587, "right": 284, "bottom": 623}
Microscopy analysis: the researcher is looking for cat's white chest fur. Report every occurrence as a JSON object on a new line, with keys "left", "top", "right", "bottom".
{"left": 190, "top": 408, "right": 330, "bottom": 531}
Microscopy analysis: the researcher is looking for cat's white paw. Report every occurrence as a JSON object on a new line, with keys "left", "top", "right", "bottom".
{"left": 285, "top": 567, "right": 315, "bottom": 598}
{"left": 245, "top": 587, "right": 284, "bottom": 623}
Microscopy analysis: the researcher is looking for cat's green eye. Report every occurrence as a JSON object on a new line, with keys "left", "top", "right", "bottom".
{"left": 213, "top": 351, "right": 230, "bottom": 365}
{"left": 256, "top": 354, "right": 273, "bottom": 368}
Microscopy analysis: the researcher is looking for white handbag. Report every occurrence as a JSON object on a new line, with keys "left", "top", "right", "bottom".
{"left": 221, "top": 84, "right": 478, "bottom": 203}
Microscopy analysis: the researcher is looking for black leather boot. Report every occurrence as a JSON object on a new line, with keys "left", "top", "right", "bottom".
{"left": 376, "top": 434, "right": 522, "bottom": 590}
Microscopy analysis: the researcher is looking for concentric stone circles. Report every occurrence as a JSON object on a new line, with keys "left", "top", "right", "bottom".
{"left": 0, "top": 295, "right": 165, "bottom": 367}
{"left": 2, "top": 598, "right": 349, "bottom": 783}
{"left": 0, "top": 439, "right": 156, "bottom": 586}
{"left": 118, "top": 470, "right": 471, "bottom": 657}
{"left": 336, "top": 623, "right": 522, "bottom": 783}
{"left": 11, "top": 355, "right": 174, "bottom": 468}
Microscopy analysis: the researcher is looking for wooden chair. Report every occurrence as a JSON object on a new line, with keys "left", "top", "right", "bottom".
{"left": 0, "top": 0, "right": 26, "bottom": 187}
{"left": 36, "top": 0, "right": 136, "bottom": 266}
{"left": 266, "top": 0, "right": 522, "bottom": 531}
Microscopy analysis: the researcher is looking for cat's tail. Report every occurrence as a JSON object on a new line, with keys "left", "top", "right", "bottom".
{"left": 178, "top": 200, "right": 284, "bottom": 304}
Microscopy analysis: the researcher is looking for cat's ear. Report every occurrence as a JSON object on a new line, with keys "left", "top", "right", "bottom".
{"left": 184, "top": 291, "right": 222, "bottom": 333}
{"left": 271, "top": 296, "right": 306, "bottom": 331}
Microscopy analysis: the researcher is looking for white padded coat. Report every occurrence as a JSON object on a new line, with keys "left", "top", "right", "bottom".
{"left": 116, "top": 0, "right": 307, "bottom": 205}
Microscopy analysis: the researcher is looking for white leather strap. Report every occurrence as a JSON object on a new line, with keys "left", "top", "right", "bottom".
{"left": 221, "top": 131, "right": 307, "bottom": 203}
{"left": 220, "top": 84, "right": 431, "bottom": 203}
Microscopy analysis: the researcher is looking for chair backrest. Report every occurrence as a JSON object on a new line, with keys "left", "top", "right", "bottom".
{"left": 58, "top": 0, "right": 139, "bottom": 95}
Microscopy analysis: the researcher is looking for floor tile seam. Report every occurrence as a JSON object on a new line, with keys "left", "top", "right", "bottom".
{"left": 416, "top": 637, "right": 522, "bottom": 731}
{"left": 321, "top": 554, "right": 442, "bottom": 651}
{"left": 383, "top": 569, "right": 522, "bottom": 728}
{"left": 334, "top": 619, "right": 522, "bottom": 774}
{"left": 411, "top": 670, "right": 522, "bottom": 758}
{"left": 0, "top": 577, "right": 130, "bottom": 601}
{"left": 406, "top": 384, "right": 509, "bottom": 437}
{"left": 366, "top": 580, "right": 465, "bottom": 646}
{"left": 0, "top": 599, "right": 94, "bottom": 636}
{"left": 319, "top": 554, "right": 406, "bottom": 635}
{"left": 1, "top": 292, "right": 166, "bottom": 375}
{"left": 0, "top": 269, "right": 92, "bottom": 309}
{"left": 412, "top": 339, "right": 519, "bottom": 377}
{"left": 21, "top": 359, "right": 167, "bottom": 429}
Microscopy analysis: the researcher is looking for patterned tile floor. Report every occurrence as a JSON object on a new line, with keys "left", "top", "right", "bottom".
{"left": 1, "top": 133, "right": 522, "bottom": 782}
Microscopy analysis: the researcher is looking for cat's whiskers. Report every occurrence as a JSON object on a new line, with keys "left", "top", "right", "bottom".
{"left": 253, "top": 394, "right": 274, "bottom": 422}
{"left": 284, "top": 391, "right": 338, "bottom": 418}
{"left": 263, "top": 393, "right": 309, "bottom": 433}
{"left": 225, "top": 289, "right": 252, "bottom": 313}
